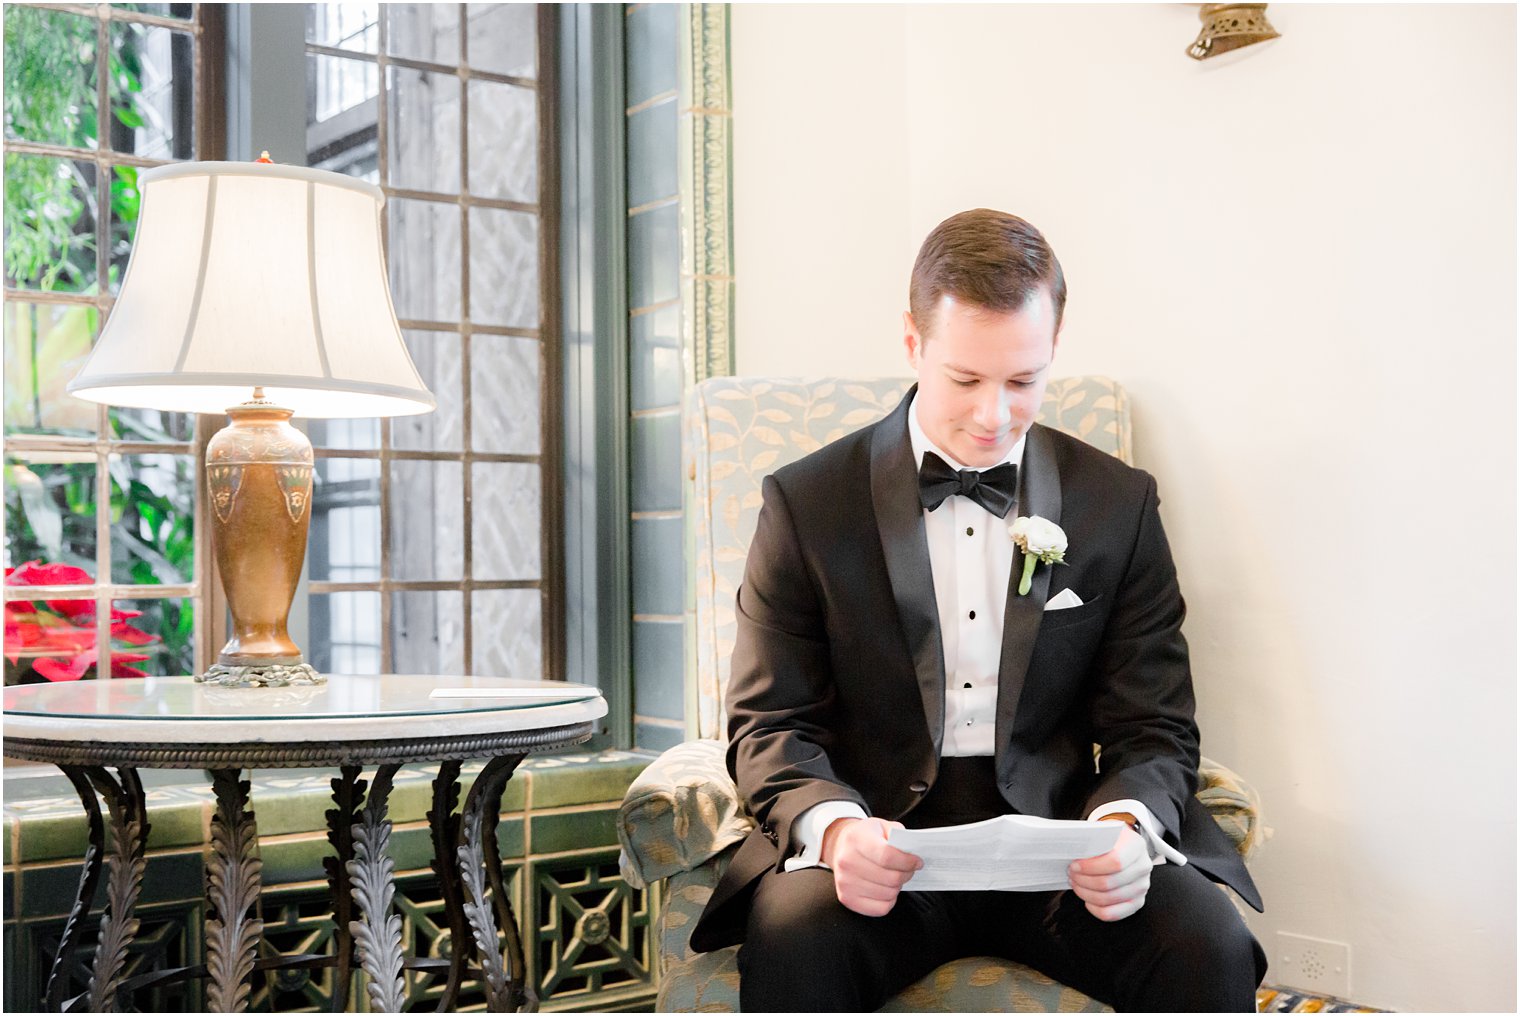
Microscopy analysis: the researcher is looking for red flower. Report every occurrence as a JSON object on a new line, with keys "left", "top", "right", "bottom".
{"left": 32, "top": 647, "right": 151, "bottom": 681}
{"left": 111, "top": 610, "right": 157, "bottom": 646}
{"left": 4, "top": 560, "right": 160, "bottom": 682}
{"left": 3, "top": 608, "right": 96, "bottom": 662}
{"left": 6, "top": 560, "right": 91, "bottom": 584}
{"left": 6, "top": 560, "right": 97, "bottom": 617}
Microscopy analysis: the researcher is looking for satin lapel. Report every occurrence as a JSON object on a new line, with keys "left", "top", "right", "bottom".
{"left": 995, "top": 424, "right": 1062, "bottom": 756}
{"left": 869, "top": 385, "right": 945, "bottom": 757}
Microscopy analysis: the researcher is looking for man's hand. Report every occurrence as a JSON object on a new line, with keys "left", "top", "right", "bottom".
{"left": 820, "top": 816, "right": 923, "bottom": 917}
{"left": 1068, "top": 820, "right": 1151, "bottom": 922}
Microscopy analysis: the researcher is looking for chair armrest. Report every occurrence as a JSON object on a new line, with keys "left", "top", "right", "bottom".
{"left": 1197, "top": 756, "right": 1270, "bottom": 862}
{"left": 618, "top": 739, "right": 754, "bottom": 888}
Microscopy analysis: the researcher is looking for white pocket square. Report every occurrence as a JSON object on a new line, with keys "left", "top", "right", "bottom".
{"left": 1044, "top": 588, "right": 1084, "bottom": 611}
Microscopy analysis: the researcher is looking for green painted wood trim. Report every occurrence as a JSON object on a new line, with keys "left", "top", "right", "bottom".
{"left": 679, "top": 4, "right": 734, "bottom": 739}
{"left": 678, "top": 3, "right": 735, "bottom": 386}
{"left": 560, "top": 4, "right": 633, "bottom": 750}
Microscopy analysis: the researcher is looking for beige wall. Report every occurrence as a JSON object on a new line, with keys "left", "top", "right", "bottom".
{"left": 731, "top": 5, "right": 1517, "bottom": 1012}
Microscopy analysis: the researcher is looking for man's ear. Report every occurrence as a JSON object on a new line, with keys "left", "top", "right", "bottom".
{"left": 903, "top": 311, "right": 923, "bottom": 369}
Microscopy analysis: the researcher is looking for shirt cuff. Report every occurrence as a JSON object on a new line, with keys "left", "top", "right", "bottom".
{"left": 781, "top": 801, "right": 870, "bottom": 872}
{"left": 1088, "top": 799, "right": 1188, "bottom": 867}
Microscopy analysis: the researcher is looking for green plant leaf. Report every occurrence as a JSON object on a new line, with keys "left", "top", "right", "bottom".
{"left": 5, "top": 462, "right": 64, "bottom": 561}
{"left": 110, "top": 170, "right": 141, "bottom": 222}
{"left": 4, "top": 7, "right": 103, "bottom": 288}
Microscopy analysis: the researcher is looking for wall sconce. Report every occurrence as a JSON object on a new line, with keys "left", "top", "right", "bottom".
{"left": 1187, "top": 3, "right": 1281, "bottom": 61}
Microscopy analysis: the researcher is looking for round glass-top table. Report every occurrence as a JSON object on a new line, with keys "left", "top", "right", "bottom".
{"left": 2, "top": 674, "right": 608, "bottom": 1013}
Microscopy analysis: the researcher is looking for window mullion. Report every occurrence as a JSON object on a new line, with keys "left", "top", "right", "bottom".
{"left": 194, "top": 413, "right": 219, "bottom": 678}
{"left": 376, "top": 9, "right": 394, "bottom": 674}
{"left": 94, "top": 423, "right": 112, "bottom": 676}
{"left": 191, "top": 4, "right": 228, "bottom": 682}
{"left": 93, "top": 7, "right": 112, "bottom": 678}
{"left": 457, "top": 7, "right": 476, "bottom": 677}
{"left": 538, "top": 3, "right": 565, "bottom": 685}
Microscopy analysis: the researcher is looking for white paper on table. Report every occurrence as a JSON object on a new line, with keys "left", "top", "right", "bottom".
{"left": 428, "top": 686, "right": 601, "bottom": 700}
{"left": 887, "top": 815, "right": 1123, "bottom": 892}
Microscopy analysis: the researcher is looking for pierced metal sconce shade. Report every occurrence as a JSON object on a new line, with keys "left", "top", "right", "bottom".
{"left": 1187, "top": 3, "right": 1281, "bottom": 61}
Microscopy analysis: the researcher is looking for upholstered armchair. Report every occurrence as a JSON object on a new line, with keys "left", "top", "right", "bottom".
{"left": 617, "top": 376, "right": 1267, "bottom": 1012}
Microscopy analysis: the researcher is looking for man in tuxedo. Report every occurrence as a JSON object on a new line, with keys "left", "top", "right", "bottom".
{"left": 689, "top": 209, "right": 1267, "bottom": 1011}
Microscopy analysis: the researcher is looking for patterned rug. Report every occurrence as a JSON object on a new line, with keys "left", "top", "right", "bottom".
{"left": 1258, "top": 986, "right": 1384, "bottom": 1012}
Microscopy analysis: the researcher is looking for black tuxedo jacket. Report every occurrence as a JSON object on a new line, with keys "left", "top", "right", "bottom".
{"left": 690, "top": 386, "right": 1262, "bottom": 953}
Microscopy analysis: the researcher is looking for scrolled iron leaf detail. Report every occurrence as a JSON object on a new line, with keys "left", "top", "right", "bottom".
{"left": 428, "top": 760, "right": 472, "bottom": 1011}
{"left": 457, "top": 816, "right": 510, "bottom": 1011}
{"left": 47, "top": 767, "right": 107, "bottom": 1011}
{"left": 455, "top": 753, "right": 531, "bottom": 1012}
{"left": 83, "top": 768, "right": 150, "bottom": 1014}
{"left": 87, "top": 816, "right": 146, "bottom": 1012}
{"left": 205, "top": 769, "right": 263, "bottom": 1013}
{"left": 324, "top": 765, "right": 366, "bottom": 1013}
{"left": 348, "top": 764, "right": 405, "bottom": 1014}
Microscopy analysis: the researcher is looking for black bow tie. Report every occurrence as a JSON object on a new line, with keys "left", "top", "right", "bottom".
{"left": 918, "top": 451, "right": 1018, "bottom": 518}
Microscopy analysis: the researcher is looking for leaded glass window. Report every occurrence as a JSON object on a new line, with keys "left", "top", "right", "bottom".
{"left": 301, "top": 3, "right": 559, "bottom": 680}
{"left": 3, "top": 3, "right": 220, "bottom": 684}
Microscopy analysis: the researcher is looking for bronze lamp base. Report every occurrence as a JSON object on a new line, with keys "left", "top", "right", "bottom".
{"left": 199, "top": 389, "right": 324, "bottom": 688}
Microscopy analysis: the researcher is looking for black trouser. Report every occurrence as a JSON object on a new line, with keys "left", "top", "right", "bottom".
{"left": 737, "top": 758, "right": 1267, "bottom": 1012}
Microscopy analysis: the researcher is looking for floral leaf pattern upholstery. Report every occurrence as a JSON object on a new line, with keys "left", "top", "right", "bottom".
{"left": 1197, "top": 754, "right": 1272, "bottom": 857}
{"left": 619, "top": 739, "right": 755, "bottom": 889}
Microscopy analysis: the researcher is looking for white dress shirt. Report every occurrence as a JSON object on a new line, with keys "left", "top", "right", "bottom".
{"left": 910, "top": 395, "right": 1024, "bottom": 757}
{"left": 784, "top": 394, "right": 1186, "bottom": 872}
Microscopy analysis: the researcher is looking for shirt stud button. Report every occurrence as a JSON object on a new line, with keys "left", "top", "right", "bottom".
{"left": 968, "top": 610, "right": 976, "bottom": 620}
{"left": 963, "top": 682, "right": 972, "bottom": 689}
{"left": 966, "top": 527, "right": 974, "bottom": 536}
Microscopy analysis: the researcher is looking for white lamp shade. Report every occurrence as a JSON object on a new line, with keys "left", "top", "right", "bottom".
{"left": 68, "top": 161, "right": 435, "bottom": 418}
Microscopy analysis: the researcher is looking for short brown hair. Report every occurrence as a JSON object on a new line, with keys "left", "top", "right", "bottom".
{"left": 909, "top": 209, "right": 1067, "bottom": 337}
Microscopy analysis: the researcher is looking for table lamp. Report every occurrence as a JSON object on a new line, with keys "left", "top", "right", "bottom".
{"left": 68, "top": 155, "right": 435, "bottom": 688}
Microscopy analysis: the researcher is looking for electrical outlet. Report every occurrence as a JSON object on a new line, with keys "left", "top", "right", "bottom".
{"left": 1275, "top": 932, "right": 1351, "bottom": 999}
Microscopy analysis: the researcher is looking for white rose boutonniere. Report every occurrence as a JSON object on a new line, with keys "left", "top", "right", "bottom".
{"left": 1009, "top": 515, "right": 1068, "bottom": 596}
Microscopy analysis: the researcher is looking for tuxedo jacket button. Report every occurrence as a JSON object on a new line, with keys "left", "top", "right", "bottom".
{"left": 909, "top": 780, "right": 929, "bottom": 793}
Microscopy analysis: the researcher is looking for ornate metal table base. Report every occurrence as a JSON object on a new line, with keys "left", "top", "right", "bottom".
{"left": 14, "top": 723, "right": 594, "bottom": 1014}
